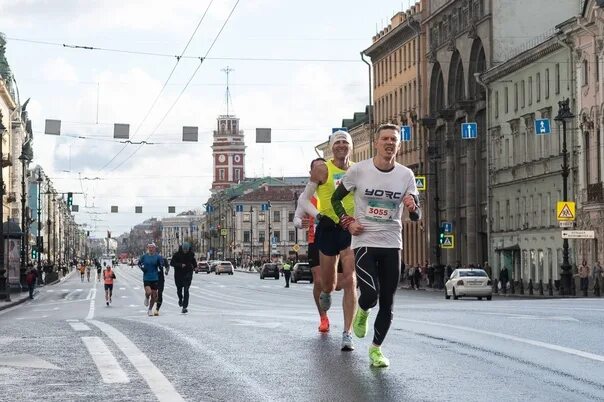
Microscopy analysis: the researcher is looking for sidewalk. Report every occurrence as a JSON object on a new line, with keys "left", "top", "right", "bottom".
{"left": 397, "top": 284, "right": 598, "bottom": 299}
{"left": 0, "top": 289, "right": 38, "bottom": 312}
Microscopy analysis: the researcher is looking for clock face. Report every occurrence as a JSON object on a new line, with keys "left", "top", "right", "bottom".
{"left": 234, "top": 154, "right": 241, "bottom": 163}
{"left": 218, "top": 154, "right": 226, "bottom": 163}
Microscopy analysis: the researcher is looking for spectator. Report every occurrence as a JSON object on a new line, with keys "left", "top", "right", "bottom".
{"left": 592, "top": 261, "right": 603, "bottom": 285}
{"left": 577, "top": 260, "right": 590, "bottom": 293}
{"left": 499, "top": 266, "right": 510, "bottom": 294}
{"left": 413, "top": 263, "right": 422, "bottom": 290}
{"left": 446, "top": 264, "right": 453, "bottom": 280}
{"left": 483, "top": 261, "right": 492, "bottom": 278}
{"left": 25, "top": 266, "right": 37, "bottom": 299}
{"left": 427, "top": 264, "right": 435, "bottom": 288}
{"left": 408, "top": 265, "right": 416, "bottom": 289}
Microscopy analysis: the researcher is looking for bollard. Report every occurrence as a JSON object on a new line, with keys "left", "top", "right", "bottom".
{"left": 519, "top": 279, "right": 524, "bottom": 295}
{"left": 494, "top": 279, "right": 499, "bottom": 294}
{"left": 548, "top": 279, "right": 554, "bottom": 296}
{"left": 594, "top": 278, "right": 601, "bottom": 297}
{"left": 539, "top": 280, "right": 544, "bottom": 296}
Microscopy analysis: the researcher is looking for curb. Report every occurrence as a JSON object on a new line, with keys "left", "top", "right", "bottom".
{"left": 0, "top": 291, "right": 35, "bottom": 312}
{"left": 234, "top": 269, "right": 259, "bottom": 274}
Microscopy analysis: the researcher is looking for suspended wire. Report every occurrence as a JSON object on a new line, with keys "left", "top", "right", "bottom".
{"left": 108, "top": 0, "right": 241, "bottom": 173}
{"left": 96, "top": 0, "right": 215, "bottom": 173}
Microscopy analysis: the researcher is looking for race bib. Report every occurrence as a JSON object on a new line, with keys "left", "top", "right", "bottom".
{"left": 333, "top": 172, "right": 345, "bottom": 188}
{"left": 366, "top": 200, "right": 397, "bottom": 221}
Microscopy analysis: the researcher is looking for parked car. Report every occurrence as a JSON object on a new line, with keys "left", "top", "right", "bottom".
{"left": 208, "top": 261, "right": 218, "bottom": 273}
{"left": 291, "top": 262, "right": 312, "bottom": 283}
{"left": 195, "top": 261, "right": 210, "bottom": 274}
{"left": 260, "top": 263, "right": 280, "bottom": 280}
{"left": 445, "top": 269, "right": 492, "bottom": 300}
{"left": 215, "top": 261, "right": 234, "bottom": 275}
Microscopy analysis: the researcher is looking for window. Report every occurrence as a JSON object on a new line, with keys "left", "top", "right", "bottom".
{"left": 243, "top": 213, "right": 250, "bottom": 222}
{"left": 555, "top": 63, "right": 560, "bottom": 94}
{"left": 273, "top": 210, "right": 281, "bottom": 222}
{"left": 494, "top": 90, "right": 499, "bottom": 118}
{"left": 596, "top": 55, "right": 600, "bottom": 82}
{"left": 243, "top": 231, "right": 250, "bottom": 243}
{"left": 536, "top": 72, "right": 541, "bottom": 102}
{"left": 528, "top": 76, "right": 533, "bottom": 105}
{"left": 274, "top": 230, "right": 281, "bottom": 242}
{"left": 505, "top": 87, "right": 509, "bottom": 113}
{"left": 235, "top": 169, "right": 241, "bottom": 182}
{"left": 514, "top": 83, "right": 518, "bottom": 111}
{"left": 259, "top": 231, "right": 265, "bottom": 243}
{"left": 219, "top": 169, "right": 225, "bottom": 181}
{"left": 258, "top": 213, "right": 265, "bottom": 222}
{"left": 393, "top": 53, "right": 397, "bottom": 76}
{"left": 288, "top": 212, "right": 294, "bottom": 222}
{"left": 545, "top": 68, "right": 550, "bottom": 98}
{"left": 582, "top": 59, "right": 589, "bottom": 86}
{"left": 521, "top": 80, "right": 525, "bottom": 108}
{"left": 288, "top": 230, "right": 295, "bottom": 242}
{"left": 399, "top": 48, "right": 403, "bottom": 73}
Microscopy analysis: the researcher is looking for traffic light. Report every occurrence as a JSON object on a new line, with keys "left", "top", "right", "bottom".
{"left": 67, "top": 192, "right": 73, "bottom": 207}
{"left": 31, "top": 248, "right": 37, "bottom": 259}
{"left": 439, "top": 230, "right": 445, "bottom": 245}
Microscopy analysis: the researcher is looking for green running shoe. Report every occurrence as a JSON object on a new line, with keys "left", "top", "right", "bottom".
{"left": 353, "top": 307, "right": 370, "bottom": 338}
{"left": 369, "top": 345, "right": 390, "bottom": 368}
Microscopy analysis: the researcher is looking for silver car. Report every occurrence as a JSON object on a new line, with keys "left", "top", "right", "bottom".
{"left": 215, "top": 261, "right": 234, "bottom": 275}
{"left": 445, "top": 269, "right": 492, "bottom": 300}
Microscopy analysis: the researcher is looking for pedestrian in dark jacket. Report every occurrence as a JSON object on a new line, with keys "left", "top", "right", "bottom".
{"left": 499, "top": 266, "right": 510, "bottom": 294}
{"left": 25, "top": 267, "right": 37, "bottom": 299}
{"left": 171, "top": 242, "right": 196, "bottom": 313}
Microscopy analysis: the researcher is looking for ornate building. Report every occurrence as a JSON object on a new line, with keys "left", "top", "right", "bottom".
{"left": 423, "top": 0, "right": 577, "bottom": 267}
{"left": 211, "top": 115, "right": 246, "bottom": 191}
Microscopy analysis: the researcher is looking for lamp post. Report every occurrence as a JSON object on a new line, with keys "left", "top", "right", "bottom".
{"left": 36, "top": 169, "right": 42, "bottom": 280}
{"left": 18, "top": 144, "right": 32, "bottom": 287}
{"left": 0, "top": 111, "right": 6, "bottom": 298}
{"left": 554, "top": 98, "right": 575, "bottom": 296}
{"left": 250, "top": 206, "right": 254, "bottom": 264}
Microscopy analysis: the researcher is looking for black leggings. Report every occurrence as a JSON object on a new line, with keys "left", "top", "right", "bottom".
{"left": 156, "top": 280, "right": 164, "bottom": 310}
{"left": 354, "top": 247, "right": 400, "bottom": 346}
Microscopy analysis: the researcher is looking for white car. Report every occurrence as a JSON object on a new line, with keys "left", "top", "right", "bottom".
{"left": 215, "top": 261, "right": 234, "bottom": 275}
{"left": 445, "top": 269, "right": 492, "bottom": 300}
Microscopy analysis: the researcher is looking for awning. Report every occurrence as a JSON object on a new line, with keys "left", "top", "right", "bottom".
{"left": 495, "top": 244, "right": 520, "bottom": 252}
{"left": 2, "top": 219, "right": 23, "bottom": 238}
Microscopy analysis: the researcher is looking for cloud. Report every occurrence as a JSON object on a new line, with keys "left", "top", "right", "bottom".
{"left": 41, "top": 57, "right": 78, "bottom": 83}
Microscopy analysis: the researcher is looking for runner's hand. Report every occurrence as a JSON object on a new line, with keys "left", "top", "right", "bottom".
{"left": 403, "top": 195, "right": 417, "bottom": 212}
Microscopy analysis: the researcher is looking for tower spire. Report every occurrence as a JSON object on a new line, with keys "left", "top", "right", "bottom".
{"left": 222, "top": 66, "right": 234, "bottom": 117}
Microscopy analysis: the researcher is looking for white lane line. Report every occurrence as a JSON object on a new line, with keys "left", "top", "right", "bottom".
{"left": 66, "top": 319, "right": 79, "bottom": 322}
{"left": 86, "top": 289, "right": 94, "bottom": 300}
{"left": 70, "top": 322, "right": 91, "bottom": 331}
{"left": 82, "top": 336, "right": 129, "bottom": 383}
{"left": 401, "top": 318, "right": 604, "bottom": 363}
{"left": 88, "top": 320, "right": 184, "bottom": 402}
{"left": 86, "top": 288, "right": 96, "bottom": 320}
{"left": 119, "top": 287, "right": 126, "bottom": 290}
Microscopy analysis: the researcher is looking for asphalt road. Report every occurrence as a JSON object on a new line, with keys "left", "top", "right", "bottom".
{"left": 0, "top": 265, "right": 603, "bottom": 402}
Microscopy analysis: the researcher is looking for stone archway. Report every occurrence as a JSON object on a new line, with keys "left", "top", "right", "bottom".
{"left": 468, "top": 38, "right": 487, "bottom": 100}
{"left": 448, "top": 50, "right": 465, "bottom": 106}
{"left": 430, "top": 62, "right": 445, "bottom": 114}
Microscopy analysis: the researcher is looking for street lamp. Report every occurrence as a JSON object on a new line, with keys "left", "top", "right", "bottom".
{"left": 0, "top": 111, "right": 6, "bottom": 299}
{"left": 554, "top": 98, "right": 575, "bottom": 296}
{"left": 18, "top": 141, "right": 33, "bottom": 286}
{"left": 36, "top": 169, "right": 43, "bottom": 279}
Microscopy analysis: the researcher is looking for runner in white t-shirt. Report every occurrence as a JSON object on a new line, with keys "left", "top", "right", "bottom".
{"left": 331, "top": 123, "right": 421, "bottom": 368}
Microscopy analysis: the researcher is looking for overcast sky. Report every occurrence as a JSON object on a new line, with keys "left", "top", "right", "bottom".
{"left": 0, "top": 0, "right": 415, "bottom": 238}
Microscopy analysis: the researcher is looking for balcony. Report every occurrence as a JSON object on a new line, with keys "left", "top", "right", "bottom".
{"left": 587, "top": 182, "right": 604, "bottom": 203}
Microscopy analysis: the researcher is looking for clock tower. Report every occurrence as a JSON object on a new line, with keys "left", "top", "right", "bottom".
{"left": 211, "top": 115, "right": 246, "bottom": 191}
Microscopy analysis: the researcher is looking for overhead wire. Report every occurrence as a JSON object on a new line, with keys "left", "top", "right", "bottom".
{"left": 96, "top": 0, "right": 216, "bottom": 173}
{"left": 108, "top": 0, "right": 241, "bottom": 173}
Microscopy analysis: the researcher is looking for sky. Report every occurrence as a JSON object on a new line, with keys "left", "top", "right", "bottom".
{"left": 0, "top": 0, "right": 416, "bottom": 238}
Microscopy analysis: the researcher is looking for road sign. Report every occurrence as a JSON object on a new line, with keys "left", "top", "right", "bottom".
{"left": 461, "top": 122, "right": 478, "bottom": 139}
{"left": 292, "top": 244, "right": 300, "bottom": 252}
{"left": 561, "top": 230, "right": 595, "bottom": 239}
{"left": 441, "top": 235, "right": 454, "bottom": 248}
{"left": 401, "top": 126, "right": 412, "bottom": 142}
{"left": 415, "top": 176, "right": 426, "bottom": 191}
{"left": 534, "top": 118, "right": 551, "bottom": 135}
{"left": 559, "top": 221, "right": 574, "bottom": 228}
{"left": 332, "top": 127, "right": 348, "bottom": 133}
{"left": 442, "top": 222, "right": 452, "bottom": 233}
{"left": 271, "top": 236, "right": 277, "bottom": 245}
{"left": 220, "top": 228, "right": 228, "bottom": 236}
{"left": 556, "top": 201, "right": 576, "bottom": 221}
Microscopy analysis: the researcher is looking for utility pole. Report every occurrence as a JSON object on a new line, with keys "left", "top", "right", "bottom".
{"left": 250, "top": 206, "right": 254, "bottom": 263}
{"left": 36, "top": 169, "right": 42, "bottom": 280}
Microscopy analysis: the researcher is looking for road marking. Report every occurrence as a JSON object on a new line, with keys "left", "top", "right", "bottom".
{"left": 66, "top": 319, "right": 79, "bottom": 322}
{"left": 476, "top": 312, "right": 580, "bottom": 322}
{"left": 0, "top": 354, "right": 61, "bottom": 370}
{"left": 230, "top": 319, "right": 281, "bottom": 329}
{"left": 86, "top": 288, "right": 96, "bottom": 320}
{"left": 88, "top": 320, "right": 184, "bottom": 401}
{"left": 86, "top": 289, "right": 94, "bottom": 300}
{"left": 70, "top": 322, "right": 91, "bottom": 331}
{"left": 400, "top": 318, "right": 604, "bottom": 363}
{"left": 46, "top": 290, "right": 54, "bottom": 293}
{"left": 120, "top": 296, "right": 128, "bottom": 298}
{"left": 82, "top": 336, "right": 129, "bottom": 383}
{"left": 119, "top": 287, "right": 126, "bottom": 290}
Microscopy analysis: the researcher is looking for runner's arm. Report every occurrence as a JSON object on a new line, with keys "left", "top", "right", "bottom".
{"left": 295, "top": 181, "right": 320, "bottom": 227}
{"left": 331, "top": 183, "right": 351, "bottom": 219}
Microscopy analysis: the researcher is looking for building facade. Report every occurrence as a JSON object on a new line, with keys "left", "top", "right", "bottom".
{"left": 423, "top": 0, "right": 577, "bottom": 267}
{"left": 161, "top": 213, "right": 203, "bottom": 258}
{"left": 483, "top": 36, "right": 574, "bottom": 286}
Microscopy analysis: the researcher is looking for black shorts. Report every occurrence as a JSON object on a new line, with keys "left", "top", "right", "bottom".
{"left": 315, "top": 218, "right": 351, "bottom": 257}
{"left": 308, "top": 243, "right": 320, "bottom": 268}
{"left": 144, "top": 281, "right": 158, "bottom": 290}
{"left": 104, "top": 284, "right": 113, "bottom": 291}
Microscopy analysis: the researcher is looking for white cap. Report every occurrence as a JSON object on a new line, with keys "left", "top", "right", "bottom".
{"left": 330, "top": 130, "right": 353, "bottom": 148}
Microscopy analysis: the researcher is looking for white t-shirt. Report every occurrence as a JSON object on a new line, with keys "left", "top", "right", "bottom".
{"left": 341, "top": 158, "right": 419, "bottom": 249}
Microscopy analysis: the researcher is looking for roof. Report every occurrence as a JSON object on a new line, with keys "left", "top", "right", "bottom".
{"left": 236, "top": 185, "right": 306, "bottom": 202}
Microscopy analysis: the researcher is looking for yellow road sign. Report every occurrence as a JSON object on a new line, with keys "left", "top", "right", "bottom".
{"left": 415, "top": 176, "right": 426, "bottom": 191}
{"left": 220, "top": 228, "right": 228, "bottom": 236}
{"left": 292, "top": 244, "right": 300, "bottom": 252}
{"left": 556, "top": 201, "right": 576, "bottom": 221}
{"left": 441, "top": 235, "right": 454, "bottom": 249}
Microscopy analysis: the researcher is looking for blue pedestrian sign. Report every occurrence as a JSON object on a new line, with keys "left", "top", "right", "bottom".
{"left": 401, "top": 125, "right": 412, "bottom": 142}
{"left": 235, "top": 205, "right": 244, "bottom": 213}
{"left": 461, "top": 122, "right": 478, "bottom": 139}
{"left": 332, "top": 127, "right": 348, "bottom": 133}
{"left": 261, "top": 203, "right": 271, "bottom": 211}
{"left": 442, "top": 222, "right": 452, "bottom": 233}
{"left": 205, "top": 204, "right": 214, "bottom": 213}
{"left": 534, "top": 118, "right": 551, "bottom": 135}
{"left": 271, "top": 236, "right": 277, "bottom": 245}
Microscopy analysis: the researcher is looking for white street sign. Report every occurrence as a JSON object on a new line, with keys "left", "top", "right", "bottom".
{"left": 559, "top": 221, "right": 574, "bottom": 228}
{"left": 561, "top": 230, "right": 595, "bottom": 239}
